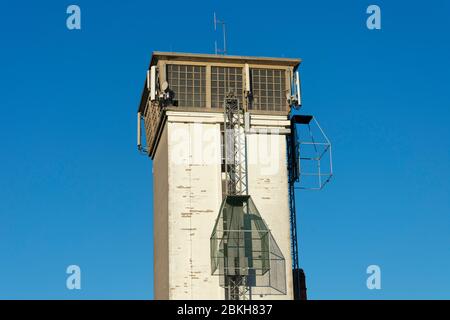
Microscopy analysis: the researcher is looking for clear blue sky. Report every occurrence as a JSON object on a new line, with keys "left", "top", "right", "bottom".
{"left": 0, "top": 0, "right": 449, "bottom": 299}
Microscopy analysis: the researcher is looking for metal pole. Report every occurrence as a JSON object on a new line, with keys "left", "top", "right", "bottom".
{"left": 223, "top": 23, "right": 227, "bottom": 55}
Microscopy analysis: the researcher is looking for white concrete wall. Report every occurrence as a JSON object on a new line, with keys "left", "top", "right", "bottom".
{"left": 247, "top": 133, "right": 294, "bottom": 300}
{"left": 153, "top": 125, "right": 169, "bottom": 299}
{"left": 167, "top": 119, "right": 224, "bottom": 299}
{"left": 152, "top": 111, "right": 292, "bottom": 300}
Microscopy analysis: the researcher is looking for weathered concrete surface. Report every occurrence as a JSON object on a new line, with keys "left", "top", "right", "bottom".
{"left": 153, "top": 124, "right": 169, "bottom": 299}
{"left": 167, "top": 120, "right": 223, "bottom": 299}
{"left": 152, "top": 111, "right": 292, "bottom": 300}
{"left": 247, "top": 133, "right": 294, "bottom": 300}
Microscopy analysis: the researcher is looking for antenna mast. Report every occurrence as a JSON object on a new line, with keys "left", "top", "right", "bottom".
{"left": 214, "top": 12, "right": 227, "bottom": 55}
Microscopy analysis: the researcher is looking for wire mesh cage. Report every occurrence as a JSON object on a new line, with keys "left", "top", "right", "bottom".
{"left": 210, "top": 195, "right": 286, "bottom": 296}
{"left": 292, "top": 116, "right": 333, "bottom": 190}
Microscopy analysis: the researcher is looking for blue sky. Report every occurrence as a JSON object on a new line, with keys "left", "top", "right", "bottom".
{"left": 0, "top": 0, "right": 449, "bottom": 299}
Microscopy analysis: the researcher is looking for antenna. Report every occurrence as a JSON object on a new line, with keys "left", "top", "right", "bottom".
{"left": 150, "top": 66, "right": 157, "bottom": 101}
{"left": 244, "top": 63, "right": 251, "bottom": 93}
{"left": 213, "top": 12, "right": 227, "bottom": 55}
{"left": 295, "top": 71, "right": 302, "bottom": 106}
{"left": 137, "top": 112, "right": 141, "bottom": 149}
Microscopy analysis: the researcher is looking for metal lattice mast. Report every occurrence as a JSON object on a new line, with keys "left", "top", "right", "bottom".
{"left": 223, "top": 91, "right": 250, "bottom": 300}
{"left": 224, "top": 92, "right": 248, "bottom": 196}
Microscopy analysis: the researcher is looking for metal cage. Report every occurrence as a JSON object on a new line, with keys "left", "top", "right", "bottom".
{"left": 210, "top": 195, "right": 286, "bottom": 298}
{"left": 291, "top": 115, "right": 333, "bottom": 190}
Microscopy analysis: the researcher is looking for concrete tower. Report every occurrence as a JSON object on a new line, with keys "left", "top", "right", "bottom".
{"left": 137, "top": 52, "right": 301, "bottom": 300}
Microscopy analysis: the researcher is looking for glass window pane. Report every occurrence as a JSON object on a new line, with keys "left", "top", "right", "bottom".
{"left": 166, "top": 64, "right": 206, "bottom": 108}
{"left": 250, "top": 68, "right": 287, "bottom": 112}
{"left": 211, "top": 66, "right": 243, "bottom": 108}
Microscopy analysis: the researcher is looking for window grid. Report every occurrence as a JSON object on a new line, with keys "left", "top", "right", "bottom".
{"left": 167, "top": 64, "right": 206, "bottom": 108}
{"left": 250, "top": 68, "right": 286, "bottom": 112}
{"left": 211, "top": 67, "right": 243, "bottom": 108}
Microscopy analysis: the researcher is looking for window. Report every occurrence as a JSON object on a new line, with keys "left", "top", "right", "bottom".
{"left": 211, "top": 67, "right": 243, "bottom": 108}
{"left": 166, "top": 64, "right": 206, "bottom": 108}
{"left": 166, "top": 64, "right": 288, "bottom": 112}
{"left": 250, "top": 68, "right": 287, "bottom": 112}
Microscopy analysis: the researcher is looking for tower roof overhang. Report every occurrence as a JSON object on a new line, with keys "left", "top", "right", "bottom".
{"left": 138, "top": 52, "right": 302, "bottom": 113}
{"left": 149, "top": 51, "right": 301, "bottom": 69}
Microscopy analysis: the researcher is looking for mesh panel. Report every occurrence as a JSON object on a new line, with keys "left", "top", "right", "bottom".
{"left": 211, "top": 67, "right": 243, "bottom": 108}
{"left": 166, "top": 64, "right": 206, "bottom": 108}
{"left": 250, "top": 68, "right": 287, "bottom": 112}
{"left": 211, "top": 195, "right": 286, "bottom": 296}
